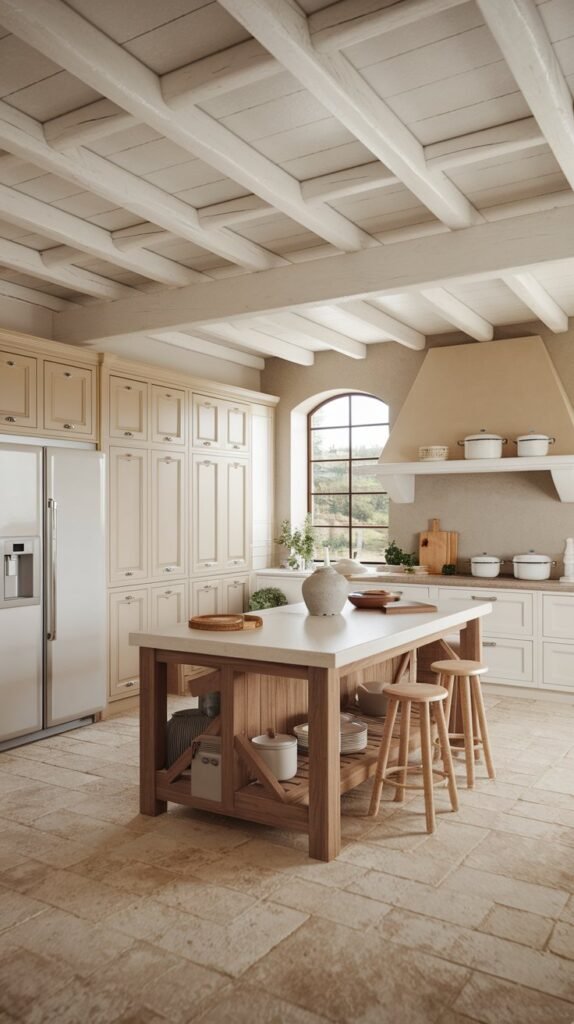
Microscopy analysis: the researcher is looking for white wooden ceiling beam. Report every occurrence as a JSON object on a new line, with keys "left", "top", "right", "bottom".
{"left": 501, "top": 272, "right": 569, "bottom": 333}
{"left": 263, "top": 311, "right": 366, "bottom": 359}
{"left": 0, "top": 181, "right": 202, "bottom": 287}
{"left": 0, "top": 238, "right": 136, "bottom": 300}
{"left": 425, "top": 118, "right": 544, "bottom": 172}
{"left": 54, "top": 202, "right": 574, "bottom": 344}
{"left": 477, "top": 0, "right": 574, "bottom": 193}
{"left": 219, "top": 0, "right": 481, "bottom": 231}
{"left": 309, "top": 0, "right": 468, "bottom": 52}
{"left": 199, "top": 322, "right": 315, "bottom": 366}
{"left": 0, "top": 102, "right": 281, "bottom": 274}
{"left": 339, "top": 299, "right": 425, "bottom": 350}
{"left": 0, "top": 0, "right": 372, "bottom": 255}
{"left": 148, "top": 331, "right": 265, "bottom": 370}
{"left": 421, "top": 287, "right": 494, "bottom": 341}
{"left": 0, "top": 278, "right": 78, "bottom": 310}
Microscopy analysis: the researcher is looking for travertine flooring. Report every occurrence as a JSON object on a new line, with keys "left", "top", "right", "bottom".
{"left": 1, "top": 693, "right": 574, "bottom": 1023}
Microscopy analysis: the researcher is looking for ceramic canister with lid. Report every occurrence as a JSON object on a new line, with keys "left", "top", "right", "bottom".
{"left": 251, "top": 732, "right": 298, "bottom": 780}
{"left": 512, "top": 550, "right": 554, "bottom": 581}
{"left": 514, "top": 432, "right": 555, "bottom": 457}
{"left": 457, "top": 429, "right": 507, "bottom": 459}
{"left": 470, "top": 553, "right": 504, "bottom": 578}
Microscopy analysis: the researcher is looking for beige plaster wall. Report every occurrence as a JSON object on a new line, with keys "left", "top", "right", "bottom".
{"left": 261, "top": 322, "right": 574, "bottom": 576}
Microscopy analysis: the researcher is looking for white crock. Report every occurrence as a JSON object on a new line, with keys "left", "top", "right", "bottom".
{"left": 512, "top": 550, "right": 554, "bottom": 581}
{"left": 301, "top": 565, "right": 348, "bottom": 615}
{"left": 514, "top": 432, "right": 555, "bottom": 457}
{"left": 457, "top": 429, "right": 507, "bottom": 459}
{"left": 470, "top": 553, "right": 503, "bottom": 578}
{"left": 251, "top": 733, "right": 298, "bottom": 781}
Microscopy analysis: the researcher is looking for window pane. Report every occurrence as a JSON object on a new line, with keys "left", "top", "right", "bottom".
{"left": 351, "top": 424, "right": 389, "bottom": 459}
{"left": 311, "top": 396, "right": 349, "bottom": 428}
{"left": 351, "top": 395, "right": 389, "bottom": 426}
{"left": 352, "top": 492, "right": 389, "bottom": 527}
{"left": 313, "top": 526, "right": 349, "bottom": 559}
{"left": 312, "top": 494, "right": 349, "bottom": 526}
{"left": 311, "top": 461, "right": 349, "bottom": 493}
{"left": 311, "top": 427, "right": 349, "bottom": 459}
{"left": 353, "top": 528, "right": 388, "bottom": 563}
{"left": 352, "top": 460, "right": 384, "bottom": 493}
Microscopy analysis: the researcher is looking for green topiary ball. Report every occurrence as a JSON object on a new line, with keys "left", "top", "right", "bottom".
{"left": 248, "top": 587, "right": 288, "bottom": 610}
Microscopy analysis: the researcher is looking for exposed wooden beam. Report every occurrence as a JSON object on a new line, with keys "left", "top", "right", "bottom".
{"left": 0, "top": 102, "right": 282, "bottom": 274}
{"left": 0, "top": 182, "right": 201, "bottom": 287}
{"left": 0, "top": 278, "right": 78, "bottom": 310}
{"left": 0, "top": 0, "right": 372, "bottom": 254}
{"left": 265, "top": 311, "right": 367, "bottom": 359}
{"left": 219, "top": 0, "right": 482, "bottom": 230}
{"left": 149, "top": 331, "right": 265, "bottom": 370}
{"left": 501, "top": 272, "right": 569, "bottom": 333}
{"left": 0, "top": 238, "right": 136, "bottom": 300}
{"left": 53, "top": 203, "right": 574, "bottom": 344}
{"left": 309, "top": 0, "right": 468, "bottom": 52}
{"left": 339, "top": 299, "right": 425, "bottom": 350}
{"left": 477, "top": 0, "right": 574, "bottom": 192}
{"left": 425, "top": 118, "right": 544, "bottom": 172}
{"left": 421, "top": 287, "right": 494, "bottom": 341}
{"left": 200, "top": 323, "right": 316, "bottom": 366}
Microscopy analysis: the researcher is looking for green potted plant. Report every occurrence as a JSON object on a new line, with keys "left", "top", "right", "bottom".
{"left": 248, "top": 587, "right": 288, "bottom": 610}
{"left": 275, "top": 516, "right": 316, "bottom": 570}
{"left": 384, "top": 540, "right": 418, "bottom": 570}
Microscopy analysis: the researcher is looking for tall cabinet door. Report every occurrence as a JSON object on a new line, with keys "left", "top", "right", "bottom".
{"left": 43, "top": 362, "right": 94, "bottom": 436}
{"left": 192, "top": 395, "right": 220, "bottom": 449}
{"left": 0, "top": 350, "right": 37, "bottom": 429}
{"left": 109, "top": 588, "right": 148, "bottom": 699}
{"left": 150, "top": 583, "right": 186, "bottom": 629}
{"left": 109, "top": 376, "right": 148, "bottom": 441}
{"left": 224, "top": 402, "right": 249, "bottom": 452}
{"left": 192, "top": 456, "right": 224, "bottom": 574}
{"left": 109, "top": 447, "right": 148, "bottom": 584}
{"left": 150, "top": 385, "right": 186, "bottom": 445}
{"left": 150, "top": 451, "right": 185, "bottom": 578}
{"left": 224, "top": 459, "right": 250, "bottom": 571}
{"left": 224, "top": 576, "right": 250, "bottom": 614}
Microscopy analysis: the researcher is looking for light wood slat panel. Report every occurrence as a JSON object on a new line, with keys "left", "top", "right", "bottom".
{"left": 0, "top": 237, "right": 136, "bottom": 299}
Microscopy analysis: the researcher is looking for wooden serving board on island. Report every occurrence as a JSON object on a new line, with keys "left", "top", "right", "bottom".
{"left": 381, "top": 601, "right": 438, "bottom": 614}
{"left": 419, "top": 518, "right": 458, "bottom": 573}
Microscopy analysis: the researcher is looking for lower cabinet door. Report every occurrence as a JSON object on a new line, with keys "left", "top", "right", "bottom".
{"left": 543, "top": 642, "right": 574, "bottom": 692}
{"left": 109, "top": 587, "right": 148, "bottom": 699}
{"left": 224, "top": 575, "right": 250, "bottom": 614}
{"left": 482, "top": 637, "right": 533, "bottom": 686}
{"left": 150, "top": 582, "right": 186, "bottom": 629}
{"left": 191, "top": 578, "right": 223, "bottom": 617}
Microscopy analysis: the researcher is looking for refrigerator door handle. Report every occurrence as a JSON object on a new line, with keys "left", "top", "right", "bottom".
{"left": 47, "top": 498, "right": 57, "bottom": 641}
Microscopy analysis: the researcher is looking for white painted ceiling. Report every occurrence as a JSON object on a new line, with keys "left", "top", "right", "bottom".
{"left": 0, "top": 0, "right": 573, "bottom": 368}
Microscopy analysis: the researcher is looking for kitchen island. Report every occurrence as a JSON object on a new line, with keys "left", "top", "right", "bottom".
{"left": 131, "top": 599, "right": 491, "bottom": 861}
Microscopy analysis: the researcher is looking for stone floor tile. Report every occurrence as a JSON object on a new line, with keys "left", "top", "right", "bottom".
{"left": 453, "top": 970, "right": 574, "bottom": 1024}
{"left": 464, "top": 831, "right": 574, "bottom": 894}
{"left": 28, "top": 808, "right": 135, "bottom": 847}
{"left": 270, "top": 876, "right": 392, "bottom": 930}
{"left": 138, "top": 960, "right": 230, "bottom": 1023}
{"left": 441, "top": 865, "right": 569, "bottom": 918}
{"left": 0, "top": 947, "right": 74, "bottom": 1017}
{"left": 0, "top": 858, "right": 53, "bottom": 893}
{"left": 190, "top": 857, "right": 285, "bottom": 899}
{"left": 27, "top": 867, "right": 143, "bottom": 922}
{"left": 478, "top": 904, "right": 553, "bottom": 949}
{"left": 549, "top": 921, "right": 574, "bottom": 960}
{"left": 194, "top": 984, "right": 331, "bottom": 1023}
{"left": 111, "top": 1010, "right": 166, "bottom": 1024}
{"left": 559, "top": 896, "right": 574, "bottom": 925}
{"left": 153, "top": 876, "right": 257, "bottom": 924}
{"left": 0, "top": 888, "right": 49, "bottom": 932}
{"left": 8, "top": 906, "right": 135, "bottom": 978}
{"left": 533, "top": 767, "right": 574, "bottom": 796}
{"left": 508, "top": 798, "right": 574, "bottom": 829}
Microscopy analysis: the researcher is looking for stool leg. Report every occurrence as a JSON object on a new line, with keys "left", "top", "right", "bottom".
{"left": 419, "top": 701, "right": 435, "bottom": 834}
{"left": 459, "top": 675, "right": 475, "bottom": 789}
{"left": 433, "top": 700, "right": 459, "bottom": 813}
{"left": 444, "top": 674, "right": 455, "bottom": 733}
{"left": 472, "top": 677, "right": 496, "bottom": 780}
{"left": 471, "top": 687, "right": 481, "bottom": 763}
{"left": 394, "top": 699, "right": 411, "bottom": 802}
{"left": 368, "top": 700, "right": 399, "bottom": 817}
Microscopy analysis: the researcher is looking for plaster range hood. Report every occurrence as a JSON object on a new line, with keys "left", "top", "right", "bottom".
{"left": 356, "top": 336, "right": 574, "bottom": 503}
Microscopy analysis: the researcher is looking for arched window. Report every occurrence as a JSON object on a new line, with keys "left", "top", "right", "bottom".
{"left": 308, "top": 393, "right": 389, "bottom": 564}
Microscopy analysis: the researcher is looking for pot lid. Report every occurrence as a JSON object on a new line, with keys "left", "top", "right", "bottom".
{"left": 252, "top": 733, "right": 297, "bottom": 750}
{"left": 471, "top": 552, "right": 502, "bottom": 563}
{"left": 512, "top": 549, "right": 551, "bottom": 563}
{"left": 463, "top": 429, "right": 505, "bottom": 441}
{"left": 515, "top": 431, "right": 552, "bottom": 441}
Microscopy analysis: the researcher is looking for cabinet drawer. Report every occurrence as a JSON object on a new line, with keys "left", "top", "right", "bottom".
{"left": 109, "top": 376, "right": 148, "bottom": 441}
{"left": 0, "top": 350, "right": 37, "bottom": 428}
{"left": 44, "top": 361, "right": 94, "bottom": 436}
{"left": 542, "top": 642, "right": 574, "bottom": 692}
{"left": 437, "top": 587, "right": 533, "bottom": 636}
{"left": 542, "top": 594, "right": 574, "bottom": 639}
{"left": 482, "top": 637, "right": 533, "bottom": 686}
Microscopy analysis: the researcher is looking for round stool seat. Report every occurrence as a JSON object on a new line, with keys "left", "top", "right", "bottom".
{"left": 431, "top": 659, "right": 488, "bottom": 677}
{"left": 384, "top": 682, "right": 449, "bottom": 703}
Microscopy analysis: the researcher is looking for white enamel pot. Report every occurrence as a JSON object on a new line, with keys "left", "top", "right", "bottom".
{"left": 470, "top": 553, "right": 503, "bottom": 578}
{"left": 514, "top": 432, "right": 555, "bottom": 457}
{"left": 251, "top": 733, "right": 298, "bottom": 781}
{"left": 457, "top": 429, "right": 507, "bottom": 459}
{"left": 512, "top": 551, "right": 555, "bottom": 581}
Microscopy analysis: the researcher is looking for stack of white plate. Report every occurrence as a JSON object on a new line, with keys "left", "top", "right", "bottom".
{"left": 293, "top": 713, "right": 368, "bottom": 754}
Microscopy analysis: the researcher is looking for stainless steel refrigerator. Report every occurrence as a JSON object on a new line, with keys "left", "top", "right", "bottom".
{"left": 0, "top": 442, "right": 106, "bottom": 749}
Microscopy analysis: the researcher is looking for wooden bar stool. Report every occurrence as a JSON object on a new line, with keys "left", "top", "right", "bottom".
{"left": 430, "top": 659, "right": 495, "bottom": 789}
{"left": 368, "top": 683, "right": 458, "bottom": 834}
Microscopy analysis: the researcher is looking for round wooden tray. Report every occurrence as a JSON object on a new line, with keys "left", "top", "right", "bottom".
{"left": 188, "top": 613, "right": 263, "bottom": 631}
{"left": 348, "top": 591, "right": 401, "bottom": 609}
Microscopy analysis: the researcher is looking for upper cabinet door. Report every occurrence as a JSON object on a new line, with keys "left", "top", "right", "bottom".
{"left": 109, "top": 447, "right": 148, "bottom": 584}
{"left": 0, "top": 349, "right": 37, "bottom": 429}
{"left": 192, "top": 455, "right": 224, "bottom": 574}
{"left": 192, "top": 394, "right": 220, "bottom": 449}
{"left": 150, "top": 385, "right": 186, "bottom": 446}
{"left": 43, "top": 361, "right": 95, "bottom": 436}
{"left": 150, "top": 451, "right": 186, "bottom": 579}
{"left": 224, "top": 402, "right": 249, "bottom": 452}
{"left": 109, "top": 376, "right": 148, "bottom": 441}
{"left": 224, "top": 459, "right": 250, "bottom": 571}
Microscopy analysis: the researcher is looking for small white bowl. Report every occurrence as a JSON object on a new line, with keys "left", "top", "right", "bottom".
{"left": 418, "top": 445, "right": 449, "bottom": 462}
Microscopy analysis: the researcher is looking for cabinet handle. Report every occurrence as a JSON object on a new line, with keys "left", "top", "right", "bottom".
{"left": 6, "top": 360, "right": 14, "bottom": 367}
{"left": 483, "top": 641, "right": 497, "bottom": 648}
{"left": 64, "top": 371, "right": 72, "bottom": 378}
{"left": 125, "top": 386, "right": 132, "bottom": 391}
{"left": 4, "top": 416, "right": 15, "bottom": 422}
{"left": 202, "top": 460, "right": 213, "bottom": 467}
{"left": 124, "top": 431, "right": 133, "bottom": 437}
{"left": 471, "top": 595, "right": 497, "bottom": 602}
{"left": 125, "top": 680, "right": 136, "bottom": 687}
{"left": 125, "top": 595, "right": 134, "bottom": 601}
{"left": 165, "top": 590, "right": 172, "bottom": 595}
{"left": 125, "top": 571, "right": 134, "bottom": 576}
{"left": 232, "top": 444, "right": 241, "bottom": 449}
{"left": 202, "top": 441, "right": 212, "bottom": 446}
{"left": 203, "top": 561, "right": 216, "bottom": 567}
{"left": 164, "top": 567, "right": 175, "bottom": 573}
{"left": 63, "top": 423, "right": 74, "bottom": 430}
{"left": 164, "top": 456, "right": 172, "bottom": 464}
{"left": 164, "top": 436, "right": 173, "bottom": 442}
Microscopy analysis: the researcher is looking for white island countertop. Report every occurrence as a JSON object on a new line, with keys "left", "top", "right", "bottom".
{"left": 130, "top": 599, "right": 492, "bottom": 669}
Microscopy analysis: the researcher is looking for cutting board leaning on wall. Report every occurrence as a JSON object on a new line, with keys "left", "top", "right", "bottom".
{"left": 419, "top": 518, "right": 458, "bottom": 573}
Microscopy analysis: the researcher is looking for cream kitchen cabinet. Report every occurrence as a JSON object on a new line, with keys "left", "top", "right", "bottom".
{"left": 108, "top": 587, "right": 148, "bottom": 699}
{"left": 437, "top": 587, "right": 533, "bottom": 636}
{"left": 192, "top": 393, "right": 249, "bottom": 452}
{"left": 150, "top": 582, "right": 187, "bottom": 630}
{"left": 192, "top": 455, "right": 249, "bottom": 575}
{"left": 481, "top": 637, "right": 534, "bottom": 686}
{"left": 0, "top": 349, "right": 38, "bottom": 429}
{"left": 542, "top": 642, "right": 574, "bottom": 691}
{"left": 150, "top": 385, "right": 185, "bottom": 446}
{"left": 224, "top": 458, "right": 249, "bottom": 571}
{"left": 150, "top": 450, "right": 186, "bottom": 579}
{"left": 43, "top": 360, "right": 95, "bottom": 437}
{"left": 224, "top": 575, "right": 250, "bottom": 613}
{"left": 109, "top": 376, "right": 148, "bottom": 441}
{"left": 190, "top": 578, "right": 223, "bottom": 617}
{"left": 109, "top": 447, "right": 148, "bottom": 584}
{"left": 542, "top": 594, "right": 574, "bottom": 639}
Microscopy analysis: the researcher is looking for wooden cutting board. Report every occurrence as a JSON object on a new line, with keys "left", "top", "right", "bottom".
{"left": 381, "top": 601, "right": 438, "bottom": 615}
{"left": 418, "top": 518, "right": 458, "bottom": 574}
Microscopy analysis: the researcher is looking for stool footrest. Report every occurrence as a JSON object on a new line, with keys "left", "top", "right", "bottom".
{"left": 384, "top": 764, "right": 449, "bottom": 789}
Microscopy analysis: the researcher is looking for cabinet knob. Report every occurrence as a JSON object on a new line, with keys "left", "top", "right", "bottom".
{"left": 4, "top": 416, "right": 15, "bottom": 422}
{"left": 232, "top": 444, "right": 241, "bottom": 449}
{"left": 202, "top": 441, "right": 211, "bottom": 446}
{"left": 124, "top": 431, "right": 133, "bottom": 437}
{"left": 483, "top": 641, "right": 497, "bottom": 648}
{"left": 125, "top": 386, "right": 132, "bottom": 391}
{"left": 125, "top": 595, "right": 134, "bottom": 601}
{"left": 164, "top": 567, "right": 175, "bottom": 573}
{"left": 125, "top": 680, "right": 136, "bottom": 687}
{"left": 64, "top": 372, "right": 72, "bottom": 378}
{"left": 164, "top": 436, "right": 173, "bottom": 442}
{"left": 165, "top": 590, "right": 172, "bottom": 595}
{"left": 63, "top": 423, "right": 75, "bottom": 430}
{"left": 6, "top": 360, "right": 14, "bottom": 367}
{"left": 125, "top": 571, "right": 134, "bottom": 576}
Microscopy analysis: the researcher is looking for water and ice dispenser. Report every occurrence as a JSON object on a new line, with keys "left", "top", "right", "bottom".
{"left": 0, "top": 538, "right": 40, "bottom": 606}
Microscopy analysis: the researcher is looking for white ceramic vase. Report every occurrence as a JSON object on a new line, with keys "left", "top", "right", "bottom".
{"left": 301, "top": 565, "right": 348, "bottom": 616}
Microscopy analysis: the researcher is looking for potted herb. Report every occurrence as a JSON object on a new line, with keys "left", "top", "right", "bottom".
{"left": 384, "top": 540, "right": 418, "bottom": 570}
{"left": 275, "top": 516, "right": 316, "bottom": 570}
{"left": 248, "top": 587, "right": 288, "bottom": 610}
